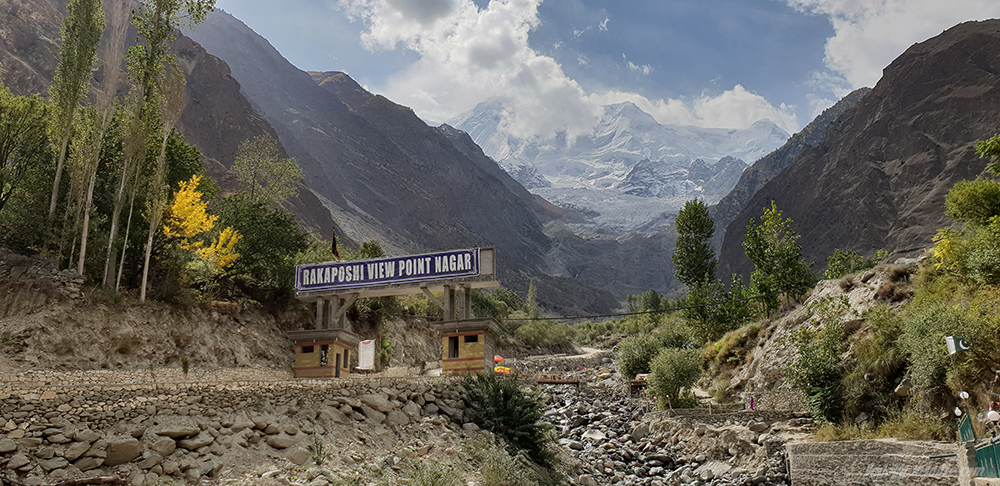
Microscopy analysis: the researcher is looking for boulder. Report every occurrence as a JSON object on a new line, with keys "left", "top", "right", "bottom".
{"left": 6, "top": 452, "right": 30, "bottom": 470}
{"left": 361, "top": 393, "right": 394, "bottom": 413}
{"left": 266, "top": 434, "right": 296, "bottom": 449}
{"left": 402, "top": 401, "right": 422, "bottom": 419}
{"left": 231, "top": 412, "right": 255, "bottom": 432}
{"left": 317, "top": 408, "right": 351, "bottom": 425}
{"left": 177, "top": 432, "right": 215, "bottom": 451}
{"left": 74, "top": 457, "right": 103, "bottom": 472}
{"left": 360, "top": 406, "right": 385, "bottom": 425}
{"left": 38, "top": 456, "right": 69, "bottom": 471}
{"left": 154, "top": 424, "right": 200, "bottom": 439}
{"left": 63, "top": 441, "right": 91, "bottom": 461}
{"left": 0, "top": 438, "right": 16, "bottom": 453}
{"left": 288, "top": 447, "right": 312, "bottom": 466}
{"left": 631, "top": 424, "right": 650, "bottom": 442}
{"left": 582, "top": 429, "right": 606, "bottom": 441}
{"left": 385, "top": 411, "right": 409, "bottom": 426}
{"left": 73, "top": 429, "right": 100, "bottom": 443}
{"left": 137, "top": 452, "right": 163, "bottom": 470}
{"left": 103, "top": 438, "right": 142, "bottom": 466}
{"left": 150, "top": 437, "right": 177, "bottom": 456}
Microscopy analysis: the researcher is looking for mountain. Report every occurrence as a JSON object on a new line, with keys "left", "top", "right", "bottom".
{"left": 185, "top": 11, "right": 620, "bottom": 313}
{"left": 620, "top": 156, "right": 748, "bottom": 200}
{"left": 0, "top": 0, "right": 337, "bottom": 236}
{"left": 717, "top": 20, "right": 1000, "bottom": 280}
{"left": 452, "top": 99, "right": 789, "bottom": 191}
{"left": 708, "top": 88, "right": 870, "bottom": 252}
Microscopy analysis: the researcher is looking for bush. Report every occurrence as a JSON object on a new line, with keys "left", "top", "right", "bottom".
{"left": 515, "top": 319, "right": 575, "bottom": 349}
{"left": 648, "top": 348, "right": 702, "bottom": 407}
{"left": 462, "top": 372, "right": 555, "bottom": 466}
{"left": 704, "top": 322, "right": 761, "bottom": 375}
{"left": 466, "top": 438, "right": 544, "bottom": 486}
{"left": 410, "top": 461, "right": 463, "bottom": 486}
{"left": 616, "top": 334, "right": 662, "bottom": 380}
{"left": 785, "top": 318, "right": 846, "bottom": 422}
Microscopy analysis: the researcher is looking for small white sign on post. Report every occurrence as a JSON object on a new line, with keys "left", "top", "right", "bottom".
{"left": 359, "top": 340, "right": 375, "bottom": 370}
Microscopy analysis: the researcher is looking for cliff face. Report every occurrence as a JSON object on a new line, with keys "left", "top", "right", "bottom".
{"left": 718, "top": 20, "right": 1000, "bottom": 279}
{"left": 709, "top": 88, "right": 870, "bottom": 254}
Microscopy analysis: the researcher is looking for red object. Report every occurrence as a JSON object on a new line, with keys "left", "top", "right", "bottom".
{"left": 494, "top": 355, "right": 504, "bottom": 363}
{"left": 331, "top": 228, "right": 341, "bottom": 260}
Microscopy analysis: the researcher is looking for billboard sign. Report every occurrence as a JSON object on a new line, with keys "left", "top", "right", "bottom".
{"left": 296, "top": 248, "right": 480, "bottom": 293}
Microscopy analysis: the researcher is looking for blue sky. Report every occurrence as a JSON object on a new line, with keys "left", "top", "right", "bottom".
{"left": 210, "top": 0, "right": 1000, "bottom": 138}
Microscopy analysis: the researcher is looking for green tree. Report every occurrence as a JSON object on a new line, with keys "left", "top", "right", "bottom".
{"left": 0, "top": 86, "right": 51, "bottom": 214}
{"left": 977, "top": 133, "right": 1000, "bottom": 176}
{"left": 232, "top": 135, "right": 303, "bottom": 205}
{"left": 944, "top": 179, "right": 1000, "bottom": 226}
{"left": 47, "top": 0, "right": 104, "bottom": 226}
{"left": 71, "top": 0, "right": 129, "bottom": 276}
{"left": 743, "top": 201, "right": 814, "bottom": 311}
{"left": 217, "top": 195, "right": 308, "bottom": 295}
{"left": 462, "top": 372, "right": 555, "bottom": 466}
{"left": 786, "top": 320, "right": 846, "bottom": 422}
{"left": 648, "top": 347, "right": 702, "bottom": 408}
{"left": 673, "top": 199, "right": 716, "bottom": 287}
{"left": 103, "top": 0, "right": 216, "bottom": 287}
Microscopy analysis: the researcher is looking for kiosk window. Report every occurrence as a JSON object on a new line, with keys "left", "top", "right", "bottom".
{"left": 448, "top": 336, "right": 459, "bottom": 358}
{"left": 464, "top": 335, "right": 478, "bottom": 343}
{"left": 301, "top": 346, "right": 314, "bottom": 354}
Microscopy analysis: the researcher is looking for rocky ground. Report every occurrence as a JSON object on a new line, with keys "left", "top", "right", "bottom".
{"left": 534, "top": 366, "right": 814, "bottom": 486}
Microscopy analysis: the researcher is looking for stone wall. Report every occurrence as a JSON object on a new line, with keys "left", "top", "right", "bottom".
{"left": 0, "top": 373, "right": 468, "bottom": 485}
{"left": 786, "top": 439, "right": 961, "bottom": 486}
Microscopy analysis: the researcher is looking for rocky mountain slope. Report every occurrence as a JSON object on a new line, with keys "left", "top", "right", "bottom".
{"left": 718, "top": 20, "right": 1000, "bottom": 279}
{"left": 708, "top": 88, "right": 870, "bottom": 253}
{"left": 184, "top": 11, "right": 625, "bottom": 312}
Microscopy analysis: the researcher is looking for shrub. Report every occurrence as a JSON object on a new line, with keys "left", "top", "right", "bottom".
{"left": 410, "top": 461, "right": 463, "bottom": 486}
{"left": 704, "top": 322, "right": 761, "bottom": 375}
{"left": 462, "top": 372, "right": 555, "bottom": 466}
{"left": 515, "top": 319, "right": 575, "bottom": 349}
{"left": 467, "top": 438, "right": 541, "bottom": 486}
{"left": 616, "top": 334, "right": 662, "bottom": 380}
{"left": 785, "top": 320, "right": 846, "bottom": 422}
{"left": 648, "top": 348, "right": 702, "bottom": 408}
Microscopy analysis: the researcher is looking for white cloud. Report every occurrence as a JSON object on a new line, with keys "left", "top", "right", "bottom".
{"left": 339, "top": 0, "right": 795, "bottom": 140}
{"left": 599, "top": 17, "right": 609, "bottom": 31}
{"left": 623, "top": 54, "right": 652, "bottom": 76}
{"left": 784, "top": 0, "right": 1000, "bottom": 90}
{"left": 592, "top": 85, "right": 799, "bottom": 134}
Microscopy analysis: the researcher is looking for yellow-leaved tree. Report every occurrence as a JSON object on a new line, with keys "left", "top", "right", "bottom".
{"left": 163, "top": 175, "right": 241, "bottom": 283}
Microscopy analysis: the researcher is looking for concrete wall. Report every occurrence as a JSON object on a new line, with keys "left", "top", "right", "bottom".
{"left": 786, "top": 439, "right": 961, "bottom": 485}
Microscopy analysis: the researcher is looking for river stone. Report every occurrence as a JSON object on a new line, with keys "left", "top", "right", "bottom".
{"left": 74, "top": 457, "right": 104, "bottom": 471}
{"left": 631, "top": 424, "right": 650, "bottom": 442}
{"left": 149, "top": 437, "right": 177, "bottom": 456}
{"left": 360, "top": 406, "right": 385, "bottom": 425}
{"left": 73, "top": 429, "right": 100, "bottom": 443}
{"left": 385, "top": 411, "right": 409, "bottom": 426}
{"left": 231, "top": 413, "right": 255, "bottom": 432}
{"left": 266, "top": 434, "right": 296, "bottom": 449}
{"left": 63, "top": 441, "right": 91, "bottom": 461}
{"left": 38, "top": 456, "right": 69, "bottom": 471}
{"left": 178, "top": 432, "right": 215, "bottom": 450}
{"left": 288, "top": 447, "right": 312, "bottom": 466}
{"left": 582, "top": 429, "right": 606, "bottom": 441}
{"left": 361, "top": 393, "right": 393, "bottom": 413}
{"left": 6, "top": 452, "right": 30, "bottom": 470}
{"left": 137, "top": 452, "right": 163, "bottom": 470}
{"left": 402, "top": 401, "right": 422, "bottom": 419}
{"left": 318, "top": 408, "right": 351, "bottom": 425}
{"left": 154, "top": 424, "right": 200, "bottom": 439}
{"left": 0, "top": 438, "right": 16, "bottom": 453}
{"left": 104, "top": 437, "right": 142, "bottom": 466}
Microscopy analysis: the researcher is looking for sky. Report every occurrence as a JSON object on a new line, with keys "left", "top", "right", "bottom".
{"left": 210, "top": 0, "right": 1000, "bottom": 140}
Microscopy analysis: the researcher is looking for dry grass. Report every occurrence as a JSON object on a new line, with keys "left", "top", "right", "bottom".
{"left": 812, "top": 410, "right": 951, "bottom": 442}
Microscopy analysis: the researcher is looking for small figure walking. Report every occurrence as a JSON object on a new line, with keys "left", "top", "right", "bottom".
{"left": 750, "top": 395, "right": 755, "bottom": 411}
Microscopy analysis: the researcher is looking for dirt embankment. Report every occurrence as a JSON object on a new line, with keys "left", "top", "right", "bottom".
{"left": 0, "top": 249, "right": 308, "bottom": 373}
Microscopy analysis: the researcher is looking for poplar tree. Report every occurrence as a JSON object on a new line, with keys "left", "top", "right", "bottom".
{"left": 73, "top": 0, "right": 130, "bottom": 276}
{"left": 47, "top": 0, "right": 104, "bottom": 228}
{"left": 0, "top": 87, "right": 51, "bottom": 214}
{"left": 672, "top": 198, "right": 716, "bottom": 287}
{"left": 102, "top": 0, "right": 215, "bottom": 288}
{"left": 743, "top": 201, "right": 813, "bottom": 313}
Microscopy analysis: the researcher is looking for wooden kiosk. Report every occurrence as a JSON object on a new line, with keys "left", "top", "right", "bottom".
{"left": 292, "top": 248, "right": 501, "bottom": 378}
{"left": 433, "top": 318, "right": 502, "bottom": 375}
